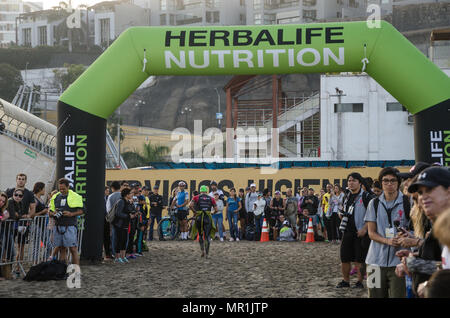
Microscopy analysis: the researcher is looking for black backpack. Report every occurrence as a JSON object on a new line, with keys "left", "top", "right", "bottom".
{"left": 245, "top": 224, "right": 256, "bottom": 241}
{"left": 23, "top": 260, "right": 68, "bottom": 282}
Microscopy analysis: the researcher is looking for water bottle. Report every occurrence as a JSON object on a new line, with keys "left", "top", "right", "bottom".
{"left": 405, "top": 274, "right": 414, "bottom": 298}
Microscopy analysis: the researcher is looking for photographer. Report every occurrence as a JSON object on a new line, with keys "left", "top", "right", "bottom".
{"left": 365, "top": 167, "right": 409, "bottom": 298}
{"left": 336, "top": 172, "right": 373, "bottom": 289}
{"left": 49, "top": 178, "right": 84, "bottom": 266}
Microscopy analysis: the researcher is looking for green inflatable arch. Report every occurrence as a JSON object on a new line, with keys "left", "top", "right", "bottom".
{"left": 57, "top": 21, "right": 450, "bottom": 260}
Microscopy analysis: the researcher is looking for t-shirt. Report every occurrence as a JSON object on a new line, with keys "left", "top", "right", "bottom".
{"left": 192, "top": 195, "right": 216, "bottom": 210}
{"left": 253, "top": 198, "right": 266, "bottom": 217}
{"left": 322, "top": 193, "right": 331, "bottom": 215}
{"left": 6, "top": 188, "right": 35, "bottom": 215}
{"left": 442, "top": 246, "right": 450, "bottom": 270}
{"left": 106, "top": 192, "right": 121, "bottom": 213}
{"left": 226, "top": 197, "right": 241, "bottom": 212}
{"left": 176, "top": 191, "right": 189, "bottom": 211}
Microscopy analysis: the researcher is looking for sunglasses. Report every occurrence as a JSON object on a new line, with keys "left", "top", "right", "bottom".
{"left": 14, "top": 193, "right": 24, "bottom": 198}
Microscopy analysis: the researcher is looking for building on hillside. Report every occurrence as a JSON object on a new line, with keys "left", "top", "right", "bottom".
{"left": 91, "top": 0, "right": 150, "bottom": 48}
{"left": 245, "top": 0, "right": 367, "bottom": 25}
{"left": 0, "top": 0, "right": 42, "bottom": 47}
{"left": 372, "top": 0, "right": 450, "bottom": 15}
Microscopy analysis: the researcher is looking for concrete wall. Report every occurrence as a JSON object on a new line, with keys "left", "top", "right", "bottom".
{"left": 392, "top": 1, "right": 450, "bottom": 32}
{"left": 0, "top": 134, "right": 55, "bottom": 192}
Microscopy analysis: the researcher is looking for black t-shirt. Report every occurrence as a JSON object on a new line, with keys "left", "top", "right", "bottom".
{"left": 149, "top": 193, "right": 163, "bottom": 215}
{"left": 345, "top": 193, "right": 359, "bottom": 233}
{"left": 6, "top": 188, "right": 35, "bottom": 215}
{"left": 34, "top": 196, "right": 47, "bottom": 214}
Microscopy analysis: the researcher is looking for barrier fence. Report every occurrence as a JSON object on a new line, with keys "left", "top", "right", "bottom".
{"left": 0, "top": 215, "right": 84, "bottom": 278}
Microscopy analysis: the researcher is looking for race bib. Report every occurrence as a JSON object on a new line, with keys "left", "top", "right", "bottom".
{"left": 385, "top": 227, "right": 395, "bottom": 239}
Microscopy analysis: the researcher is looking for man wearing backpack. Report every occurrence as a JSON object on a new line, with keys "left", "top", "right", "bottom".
{"left": 365, "top": 167, "right": 410, "bottom": 298}
{"left": 336, "top": 172, "right": 374, "bottom": 289}
{"left": 106, "top": 181, "right": 122, "bottom": 258}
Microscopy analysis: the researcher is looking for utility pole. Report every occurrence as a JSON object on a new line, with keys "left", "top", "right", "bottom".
{"left": 330, "top": 88, "right": 346, "bottom": 160}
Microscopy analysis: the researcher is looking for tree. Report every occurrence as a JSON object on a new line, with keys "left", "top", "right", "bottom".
{"left": 0, "top": 63, "right": 23, "bottom": 102}
{"left": 122, "top": 142, "right": 169, "bottom": 168}
{"left": 53, "top": 63, "right": 86, "bottom": 91}
{"left": 122, "top": 151, "right": 146, "bottom": 168}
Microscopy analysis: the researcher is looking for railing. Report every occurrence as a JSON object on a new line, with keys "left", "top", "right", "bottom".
{"left": 0, "top": 216, "right": 85, "bottom": 278}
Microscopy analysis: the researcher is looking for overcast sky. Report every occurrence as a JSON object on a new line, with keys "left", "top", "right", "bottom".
{"left": 42, "top": 0, "right": 101, "bottom": 9}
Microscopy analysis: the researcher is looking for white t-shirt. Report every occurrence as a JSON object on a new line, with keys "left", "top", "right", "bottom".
{"left": 253, "top": 198, "right": 266, "bottom": 217}
{"left": 442, "top": 245, "right": 450, "bottom": 270}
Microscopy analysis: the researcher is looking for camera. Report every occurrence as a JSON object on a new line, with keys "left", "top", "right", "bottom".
{"left": 54, "top": 209, "right": 64, "bottom": 219}
{"left": 339, "top": 213, "right": 349, "bottom": 232}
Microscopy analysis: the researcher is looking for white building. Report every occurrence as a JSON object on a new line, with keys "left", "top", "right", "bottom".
{"left": 371, "top": 0, "right": 450, "bottom": 15}
{"left": 319, "top": 68, "right": 450, "bottom": 161}
{"left": 17, "top": 8, "right": 94, "bottom": 47}
{"left": 0, "top": 0, "right": 42, "bottom": 46}
{"left": 133, "top": 0, "right": 246, "bottom": 26}
{"left": 246, "top": 0, "right": 367, "bottom": 25}
{"left": 92, "top": 0, "right": 150, "bottom": 48}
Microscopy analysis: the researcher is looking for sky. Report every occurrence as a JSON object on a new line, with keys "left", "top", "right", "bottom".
{"left": 42, "top": 0, "right": 102, "bottom": 10}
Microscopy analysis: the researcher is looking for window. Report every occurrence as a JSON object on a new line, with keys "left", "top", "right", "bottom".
{"left": 22, "top": 28, "right": 31, "bottom": 46}
{"left": 253, "top": 0, "right": 262, "bottom": 10}
{"left": 302, "top": 9, "right": 316, "bottom": 19}
{"left": 386, "top": 102, "right": 407, "bottom": 112}
{"left": 334, "top": 103, "right": 364, "bottom": 113}
{"left": 100, "top": 18, "right": 110, "bottom": 46}
{"left": 160, "top": 13, "right": 167, "bottom": 25}
{"left": 160, "top": 0, "right": 167, "bottom": 10}
{"left": 38, "top": 26, "right": 47, "bottom": 46}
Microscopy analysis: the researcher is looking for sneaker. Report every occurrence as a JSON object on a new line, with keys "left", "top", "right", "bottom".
{"left": 136, "top": 253, "right": 143, "bottom": 257}
{"left": 127, "top": 255, "right": 136, "bottom": 260}
{"left": 122, "top": 257, "right": 129, "bottom": 263}
{"left": 336, "top": 280, "right": 350, "bottom": 288}
{"left": 229, "top": 238, "right": 234, "bottom": 242}
{"left": 114, "top": 258, "right": 124, "bottom": 264}
{"left": 220, "top": 238, "right": 224, "bottom": 242}
{"left": 350, "top": 267, "right": 358, "bottom": 276}
{"left": 236, "top": 238, "right": 240, "bottom": 242}
{"left": 352, "top": 281, "right": 364, "bottom": 289}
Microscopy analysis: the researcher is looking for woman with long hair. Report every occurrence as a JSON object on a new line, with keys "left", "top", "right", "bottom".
{"left": 225, "top": 188, "right": 241, "bottom": 242}
{"left": 327, "top": 184, "right": 345, "bottom": 243}
{"left": 112, "top": 188, "right": 136, "bottom": 264}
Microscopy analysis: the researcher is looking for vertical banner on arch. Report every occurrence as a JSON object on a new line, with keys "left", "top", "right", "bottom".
{"left": 57, "top": 101, "right": 106, "bottom": 261}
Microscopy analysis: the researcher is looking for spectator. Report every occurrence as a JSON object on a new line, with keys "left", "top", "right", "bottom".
{"left": 48, "top": 178, "right": 84, "bottom": 266}
{"left": 148, "top": 185, "right": 164, "bottom": 241}
{"left": 245, "top": 184, "right": 258, "bottom": 226}
{"left": 212, "top": 192, "right": 225, "bottom": 241}
{"left": 424, "top": 269, "right": 450, "bottom": 298}
{"left": 0, "top": 192, "right": 13, "bottom": 280}
{"left": 171, "top": 181, "right": 189, "bottom": 241}
{"left": 336, "top": 172, "right": 373, "bottom": 289}
{"left": 327, "top": 184, "right": 344, "bottom": 243}
{"left": 403, "top": 167, "right": 450, "bottom": 297}
{"left": 141, "top": 186, "right": 151, "bottom": 243}
{"left": 112, "top": 188, "right": 136, "bottom": 264}
{"left": 238, "top": 188, "right": 248, "bottom": 240}
{"left": 278, "top": 219, "right": 296, "bottom": 242}
{"left": 225, "top": 188, "right": 241, "bottom": 242}
{"left": 103, "top": 186, "right": 112, "bottom": 260}
{"left": 398, "top": 162, "right": 431, "bottom": 199}
{"left": 433, "top": 208, "right": 450, "bottom": 270}
{"left": 6, "top": 173, "right": 36, "bottom": 220}
{"left": 269, "top": 190, "right": 284, "bottom": 240}
{"left": 253, "top": 192, "right": 266, "bottom": 241}
{"left": 126, "top": 184, "right": 141, "bottom": 258}
{"left": 284, "top": 188, "right": 299, "bottom": 239}
{"left": 301, "top": 188, "right": 319, "bottom": 237}
{"left": 31, "top": 182, "right": 49, "bottom": 264}
{"left": 372, "top": 180, "right": 382, "bottom": 197}
{"left": 107, "top": 181, "right": 121, "bottom": 258}
{"left": 273, "top": 214, "right": 286, "bottom": 241}
{"left": 135, "top": 195, "right": 148, "bottom": 256}
{"left": 365, "top": 167, "right": 409, "bottom": 298}
{"left": 317, "top": 188, "right": 327, "bottom": 241}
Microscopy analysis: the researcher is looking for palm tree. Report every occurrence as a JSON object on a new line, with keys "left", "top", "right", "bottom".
{"left": 141, "top": 142, "right": 169, "bottom": 164}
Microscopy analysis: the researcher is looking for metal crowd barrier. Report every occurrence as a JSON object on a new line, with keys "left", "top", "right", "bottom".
{"left": 0, "top": 215, "right": 85, "bottom": 278}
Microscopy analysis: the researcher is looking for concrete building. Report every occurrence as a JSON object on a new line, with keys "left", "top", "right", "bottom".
{"left": 17, "top": 8, "right": 94, "bottom": 48}
{"left": 0, "top": 0, "right": 42, "bottom": 46}
{"left": 246, "top": 0, "right": 367, "bottom": 25}
{"left": 319, "top": 68, "right": 450, "bottom": 161}
{"left": 92, "top": 0, "right": 150, "bottom": 48}
{"left": 133, "top": 0, "right": 246, "bottom": 26}
{"left": 370, "top": 0, "right": 450, "bottom": 15}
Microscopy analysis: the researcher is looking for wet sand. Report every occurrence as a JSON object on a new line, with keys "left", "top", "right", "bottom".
{"left": 0, "top": 240, "right": 367, "bottom": 298}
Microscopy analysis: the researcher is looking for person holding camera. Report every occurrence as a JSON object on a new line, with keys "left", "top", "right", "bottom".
{"left": 48, "top": 178, "right": 84, "bottom": 266}
{"left": 336, "top": 172, "right": 373, "bottom": 289}
{"left": 364, "top": 167, "right": 409, "bottom": 297}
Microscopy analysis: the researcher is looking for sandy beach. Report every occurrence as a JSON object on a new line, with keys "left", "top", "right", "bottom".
{"left": 0, "top": 240, "right": 367, "bottom": 298}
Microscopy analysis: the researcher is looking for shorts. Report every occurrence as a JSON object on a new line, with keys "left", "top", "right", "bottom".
{"left": 176, "top": 210, "right": 188, "bottom": 221}
{"left": 53, "top": 225, "right": 78, "bottom": 248}
{"left": 340, "top": 231, "right": 370, "bottom": 263}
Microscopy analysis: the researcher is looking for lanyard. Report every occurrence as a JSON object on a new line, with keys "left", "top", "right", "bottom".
{"left": 380, "top": 201, "right": 401, "bottom": 228}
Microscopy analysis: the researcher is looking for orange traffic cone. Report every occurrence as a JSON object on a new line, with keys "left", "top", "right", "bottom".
{"left": 305, "top": 217, "right": 315, "bottom": 243}
{"left": 260, "top": 218, "right": 269, "bottom": 242}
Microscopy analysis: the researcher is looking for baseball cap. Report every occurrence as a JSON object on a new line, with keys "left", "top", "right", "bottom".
{"left": 178, "top": 181, "right": 186, "bottom": 186}
{"left": 200, "top": 185, "right": 208, "bottom": 192}
{"left": 399, "top": 162, "right": 431, "bottom": 180}
{"left": 210, "top": 180, "right": 218, "bottom": 186}
{"left": 250, "top": 183, "right": 256, "bottom": 188}
{"left": 137, "top": 195, "right": 145, "bottom": 201}
{"left": 408, "top": 167, "right": 450, "bottom": 193}
{"left": 141, "top": 186, "right": 149, "bottom": 191}
{"left": 257, "top": 192, "right": 262, "bottom": 196}
{"left": 213, "top": 192, "right": 219, "bottom": 196}
{"left": 275, "top": 190, "right": 281, "bottom": 195}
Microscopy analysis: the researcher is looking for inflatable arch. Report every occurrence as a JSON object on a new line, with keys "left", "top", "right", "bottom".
{"left": 57, "top": 21, "right": 450, "bottom": 260}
